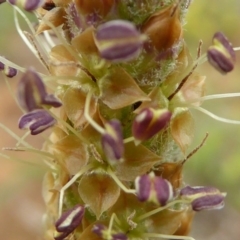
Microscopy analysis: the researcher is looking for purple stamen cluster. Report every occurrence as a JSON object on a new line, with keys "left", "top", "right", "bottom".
{"left": 17, "top": 68, "right": 62, "bottom": 135}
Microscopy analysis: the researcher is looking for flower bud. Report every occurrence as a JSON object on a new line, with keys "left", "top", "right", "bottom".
{"left": 18, "top": 109, "right": 56, "bottom": 135}
{"left": 94, "top": 20, "right": 146, "bottom": 62}
{"left": 135, "top": 173, "right": 173, "bottom": 205}
{"left": 180, "top": 186, "right": 226, "bottom": 211}
{"left": 8, "top": 0, "right": 44, "bottom": 11}
{"left": 132, "top": 108, "right": 172, "bottom": 143}
{"left": 55, "top": 205, "right": 85, "bottom": 233}
{"left": 17, "top": 68, "right": 62, "bottom": 112}
{"left": 101, "top": 119, "right": 124, "bottom": 163}
{"left": 207, "top": 32, "right": 236, "bottom": 74}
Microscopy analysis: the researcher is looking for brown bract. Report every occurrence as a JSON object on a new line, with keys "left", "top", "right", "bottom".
{"left": 72, "top": 26, "right": 99, "bottom": 55}
{"left": 170, "top": 108, "right": 195, "bottom": 155}
{"left": 74, "top": 0, "right": 115, "bottom": 17}
{"left": 99, "top": 67, "right": 150, "bottom": 109}
{"left": 115, "top": 142, "right": 161, "bottom": 181}
{"left": 52, "top": 135, "right": 89, "bottom": 175}
{"left": 36, "top": 7, "right": 66, "bottom": 34}
{"left": 145, "top": 207, "right": 188, "bottom": 235}
{"left": 154, "top": 162, "right": 183, "bottom": 189}
{"left": 49, "top": 44, "right": 80, "bottom": 77}
{"left": 63, "top": 87, "right": 97, "bottom": 128}
{"left": 141, "top": 4, "right": 182, "bottom": 52}
{"left": 78, "top": 172, "right": 120, "bottom": 218}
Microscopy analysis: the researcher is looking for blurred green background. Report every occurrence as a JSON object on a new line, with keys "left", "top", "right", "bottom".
{"left": 0, "top": 1, "right": 240, "bottom": 240}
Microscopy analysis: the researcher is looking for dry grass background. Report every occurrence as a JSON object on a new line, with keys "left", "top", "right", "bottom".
{"left": 0, "top": 1, "right": 240, "bottom": 240}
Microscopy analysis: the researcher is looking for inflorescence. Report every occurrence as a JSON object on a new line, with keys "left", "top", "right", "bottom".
{"left": 0, "top": 1, "right": 239, "bottom": 240}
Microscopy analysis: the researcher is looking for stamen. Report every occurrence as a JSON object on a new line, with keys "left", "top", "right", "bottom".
{"left": 24, "top": 31, "right": 49, "bottom": 71}
{"left": 107, "top": 168, "right": 136, "bottom": 194}
{"left": 14, "top": 6, "right": 49, "bottom": 56}
{"left": 196, "top": 52, "right": 207, "bottom": 65}
{"left": 123, "top": 136, "right": 135, "bottom": 144}
{"left": 192, "top": 106, "right": 240, "bottom": 124}
{"left": 0, "top": 152, "right": 40, "bottom": 166}
{"left": 16, "top": 131, "right": 31, "bottom": 147}
{"left": 3, "top": 146, "right": 54, "bottom": 159}
{"left": 13, "top": 7, "right": 50, "bottom": 71}
{"left": 0, "top": 123, "right": 32, "bottom": 148}
{"left": 43, "top": 107, "right": 88, "bottom": 143}
{"left": 58, "top": 164, "right": 94, "bottom": 217}
{"left": 3, "top": 74, "right": 24, "bottom": 112}
{"left": 107, "top": 213, "right": 120, "bottom": 237}
{"left": 13, "top": 8, "right": 38, "bottom": 58}
{"left": 40, "top": 18, "right": 81, "bottom": 62}
{"left": 143, "top": 233, "right": 195, "bottom": 240}
{"left": 0, "top": 56, "right": 26, "bottom": 73}
{"left": 43, "top": 30, "right": 56, "bottom": 48}
{"left": 84, "top": 90, "right": 105, "bottom": 135}
{"left": 136, "top": 199, "right": 190, "bottom": 221}
{"left": 233, "top": 47, "right": 240, "bottom": 51}
{"left": 198, "top": 92, "right": 240, "bottom": 102}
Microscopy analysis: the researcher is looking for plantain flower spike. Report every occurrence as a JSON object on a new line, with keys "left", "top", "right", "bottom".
{"left": 0, "top": 1, "right": 238, "bottom": 240}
